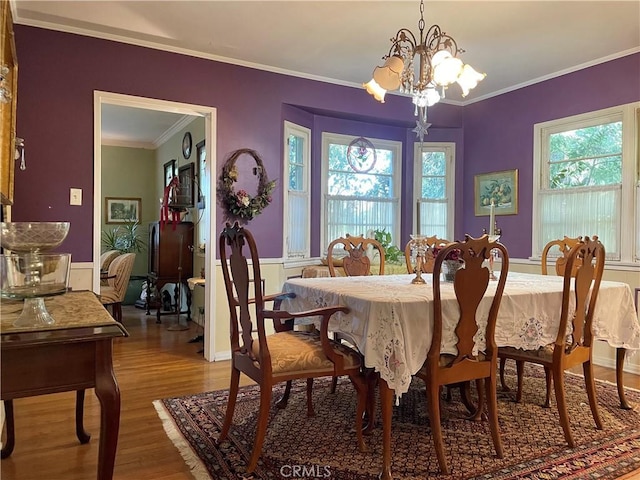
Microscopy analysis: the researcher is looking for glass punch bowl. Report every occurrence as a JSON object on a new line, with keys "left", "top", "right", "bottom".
{"left": 0, "top": 222, "right": 71, "bottom": 327}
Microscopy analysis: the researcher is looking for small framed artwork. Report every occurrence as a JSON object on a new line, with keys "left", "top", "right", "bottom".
{"left": 172, "top": 163, "right": 195, "bottom": 208}
{"left": 105, "top": 197, "right": 141, "bottom": 224}
{"left": 164, "top": 159, "right": 176, "bottom": 187}
{"left": 196, "top": 140, "right": 206, "bottom": 209}
{"left": 474, "top": 169, "right": 518, "bottom": 216}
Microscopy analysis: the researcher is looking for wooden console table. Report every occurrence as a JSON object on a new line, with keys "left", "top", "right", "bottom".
{"left": 0, "top": 291, "right": 129, "bottom": 480}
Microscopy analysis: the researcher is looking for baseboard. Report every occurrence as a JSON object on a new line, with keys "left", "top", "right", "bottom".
{"left": 593, "top": 352, "right": 640, "bottom": 376}
{"left": 213, "top": 350, "right": 232, "bottom": 361}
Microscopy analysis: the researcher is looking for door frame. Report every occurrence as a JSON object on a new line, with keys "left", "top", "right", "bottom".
{"left": 93, "top": 91, "right": 218, "bottom": 361}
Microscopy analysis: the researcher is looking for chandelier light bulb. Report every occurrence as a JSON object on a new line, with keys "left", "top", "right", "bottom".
{"left": 432, "top": 56, "right": 463, "bottom": 86}
{"left": 363, "top": 79, "right": 387, "bottom": 103}
{"left": 457, "top": 64, "right": 486, "bottom": 96}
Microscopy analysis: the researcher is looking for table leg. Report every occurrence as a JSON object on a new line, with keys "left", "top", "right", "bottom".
{"left": 616, "top": 347, "right": 633, "bottom": 410}
{"left": 379, "top": 379, "right": 393, "bottom": 480}
{"left": 75, "top": 390, "right": 91, "bottom": 444}
{"left": 94, "top": 340, "right": 121, "bottom": 480}
{"left": 1, "top": 400, "right": 15, "bottom": 459}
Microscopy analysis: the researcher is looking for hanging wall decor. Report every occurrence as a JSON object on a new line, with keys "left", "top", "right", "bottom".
{"left": 346, "top": 136, "right": 377, "bottom": 173}
{"left": 218, "top": 148, "right": 276, "bottom": 223}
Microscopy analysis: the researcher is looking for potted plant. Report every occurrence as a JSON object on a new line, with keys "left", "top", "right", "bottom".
{"left": 102, "top": 220, "right": 146, "bottom": 254}
{"left": 372, "top": 228, "right": 403, "bottom": 264}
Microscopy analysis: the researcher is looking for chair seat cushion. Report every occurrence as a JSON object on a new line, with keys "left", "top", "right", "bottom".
{"left": 499, "top": 344, "right": 555, "bottom": 362}
{"left": 251, "top": 331, "right": 362, "bottom": 378}
{"left": 418, "top": 352, "right": 488, "bottom": 374}
{"left": 99, "top": 286, "right": 119, "bottom": 305}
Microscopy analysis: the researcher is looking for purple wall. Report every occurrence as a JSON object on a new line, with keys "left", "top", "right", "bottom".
{"left": 11, "top": 26, "right": 639, "bottom": 261}
{"left": 12, "top": 26, "right": 462, "bottom": 260}
{"left": 463, "top": 54, "right": 640, "bottom": 257}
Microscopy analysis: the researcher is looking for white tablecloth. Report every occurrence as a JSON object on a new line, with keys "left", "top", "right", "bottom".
{"left": 281, "top": 271, "right": 640, "bottom": 397}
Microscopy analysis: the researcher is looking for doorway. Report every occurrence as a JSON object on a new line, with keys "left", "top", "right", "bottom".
{"left": 93, "top": 91, "right": 217, "bottom": 360}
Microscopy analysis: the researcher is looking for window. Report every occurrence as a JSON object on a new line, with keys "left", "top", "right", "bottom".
{"left": 533, "top": 102, "right": 639, "bottom": 263}
{"left": 413, "top": 142, "right": 455, "bottom": 241}
{"left": 283, "top": 121, "right": 311, "bottom": 259}
{"left": 321, "top": 133, "right": 402, "bottom": 251}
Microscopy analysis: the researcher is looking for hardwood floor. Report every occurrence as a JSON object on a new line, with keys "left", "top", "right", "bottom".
{"left": 1, "top": 305, "right": 639, "bottom": 480}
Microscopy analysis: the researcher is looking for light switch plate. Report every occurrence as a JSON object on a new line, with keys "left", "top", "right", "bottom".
{"left": 70, "top": 188, "right": 82, "bottom": 206}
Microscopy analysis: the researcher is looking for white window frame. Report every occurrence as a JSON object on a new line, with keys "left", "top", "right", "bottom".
{"left": 320, "top": 132, "right": 402, "bottom": 252}
{"left": 283, "top": 121, "right": 311, "bottom": 260}
{"left": 413, "top": 142, "right": 455, "bottom": 241}
{"left": 532, "top": 102, "right": 639, "bottom": 264}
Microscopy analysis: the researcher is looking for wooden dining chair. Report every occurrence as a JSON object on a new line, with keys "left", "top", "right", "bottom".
{"left": 326, "top": 234, "right": 385, "bottom": 395}
{"left": 499, "top": 234, "right": 583, "bottom": 405}
{"left": 541, "top": 235, "right": 583, "bottom": 276}
{"left": 498, "top": 236, "right": 605, "bottom": 448}
{"left": 414, "top": 234, "right": 509, "bottom": 474}
{"left": 217, "top": 222, "right": 368, "bottom": 474}
{"left": 404, "top": 235, "right": 449, "bottom": 274}
{"left": 327, "top": 234, "right": 385, "bottom": 277}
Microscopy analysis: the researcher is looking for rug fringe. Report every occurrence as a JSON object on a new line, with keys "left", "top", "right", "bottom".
{"left": 152, "top": 400, "right": 211, "bottom": 480}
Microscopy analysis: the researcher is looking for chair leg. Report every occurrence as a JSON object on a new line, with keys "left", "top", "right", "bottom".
{"left": 75, "top": 389, "right": 91, "bottom": 444}
{"left": 275, "top": 380, "right": 292, "bottom": 409}
{"left": 485, "top": 377, "right": 504, "bottom": 458}
{"left": 515, "top": 360, "right": 525, "bottom": 403}
{"left": 499, "top": 357, "right": 510, "bottom": 391}
{"left": 349, "top": 375, "right": 368, "bottom": 453}
{"left": 543, "top": 366, "right": 552, "bottom": 408}
{"left": 1, "top": 400, "right": 15, "bottom": 459}
{"left": 426, "top": 380, "right": 448, "bottom": 474}
{"left": 247, "top": 385, "right": 272, "bottom": 473}
{"left": 552, "top": 370, "right": 575, "bottom": 448}
{"left": 219, "top": 367, "right": 240, "bottom": 442}
{"left": 583, "top": 361, "right": 603, "bottom": 430}
{"left": 330, "top": 375, "right": 338, "bottom": 394}
{"left": 363, "top": 369, "right": 378, "bottom": 434}
{"left": 458, "top": 381, "right": 482, "bottom": 421}
{"left": 306, "top": 378, "right": 315, "bottom": 417}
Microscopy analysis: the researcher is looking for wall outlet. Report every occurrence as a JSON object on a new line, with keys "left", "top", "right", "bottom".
{"left": 70, "top": 188, "right": 82, "bottom": 206}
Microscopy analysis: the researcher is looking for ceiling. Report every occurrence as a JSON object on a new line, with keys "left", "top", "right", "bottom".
{"left": 12, "top": 1, "right": 640, "bottom": 145}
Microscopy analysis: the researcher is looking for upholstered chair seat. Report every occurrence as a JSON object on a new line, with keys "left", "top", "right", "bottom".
{"left": 251, "top": 331, "right": 362, "bottom": 377}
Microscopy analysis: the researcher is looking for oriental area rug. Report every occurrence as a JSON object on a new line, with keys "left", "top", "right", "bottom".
{"left": 154, "top": 365, "right": 640, "bottom": 480}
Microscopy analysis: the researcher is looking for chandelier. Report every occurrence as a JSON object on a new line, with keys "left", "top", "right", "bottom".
{"left": 364, "top": 0, "right": 485, "bottom": 125}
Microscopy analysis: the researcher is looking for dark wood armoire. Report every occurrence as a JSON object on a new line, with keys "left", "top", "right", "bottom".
{"left": 146, "top": 221, "right": 194, "bottom": 322}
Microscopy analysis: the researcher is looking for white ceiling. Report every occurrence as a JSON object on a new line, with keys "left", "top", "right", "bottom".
{"left": 12, "top": 0, "right": 640, "bottom": 144}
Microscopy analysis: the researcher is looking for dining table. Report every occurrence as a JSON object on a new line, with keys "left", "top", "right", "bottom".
{"left": 281, "top": 271, "right": 640, "bottom": 480}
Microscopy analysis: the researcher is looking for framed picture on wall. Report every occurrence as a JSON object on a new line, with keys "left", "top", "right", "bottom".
{"left": 164, "top": 159, "right": 176, "bottom": 187}
{"left": 196, "top": 140, "right": 206, "bottom": 209}
{"left": 171, "top": 163, "right": 195, "bottom": 208}
{"left": 474, "top": 169, "right": 518, "bottom": 216}
{"left": 105, "top": 197, "right": 141, "bottom": 224}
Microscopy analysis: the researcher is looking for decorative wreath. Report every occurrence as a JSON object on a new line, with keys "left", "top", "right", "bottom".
{"left": 218, "top": 148, "right": 276, "bottom": 223}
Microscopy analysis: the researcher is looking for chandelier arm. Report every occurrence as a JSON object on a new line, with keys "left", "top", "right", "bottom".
{"left": 424, "top": 24, "right": 463, "bottom": 56}
{"left": 386, "top": 28, "right": 418, "bottom": 59}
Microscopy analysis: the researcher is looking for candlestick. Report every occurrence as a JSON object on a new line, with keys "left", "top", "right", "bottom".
{"left": 416, "top": 200, "right": 421, "bottom": 236}
{"left": 489, "top": 200, "right": 495, "bottom": 235}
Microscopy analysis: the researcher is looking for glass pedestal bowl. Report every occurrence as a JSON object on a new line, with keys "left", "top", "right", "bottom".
{"left": 0, "top": 222, "right": 71, "bottom": 327}
{"left": 1, "top": 253, "right": 71, "bottom": 327}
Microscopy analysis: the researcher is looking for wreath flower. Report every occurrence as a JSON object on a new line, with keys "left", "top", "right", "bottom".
{"left": 218, "top": 148, "right": 276, "bottom": 223}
